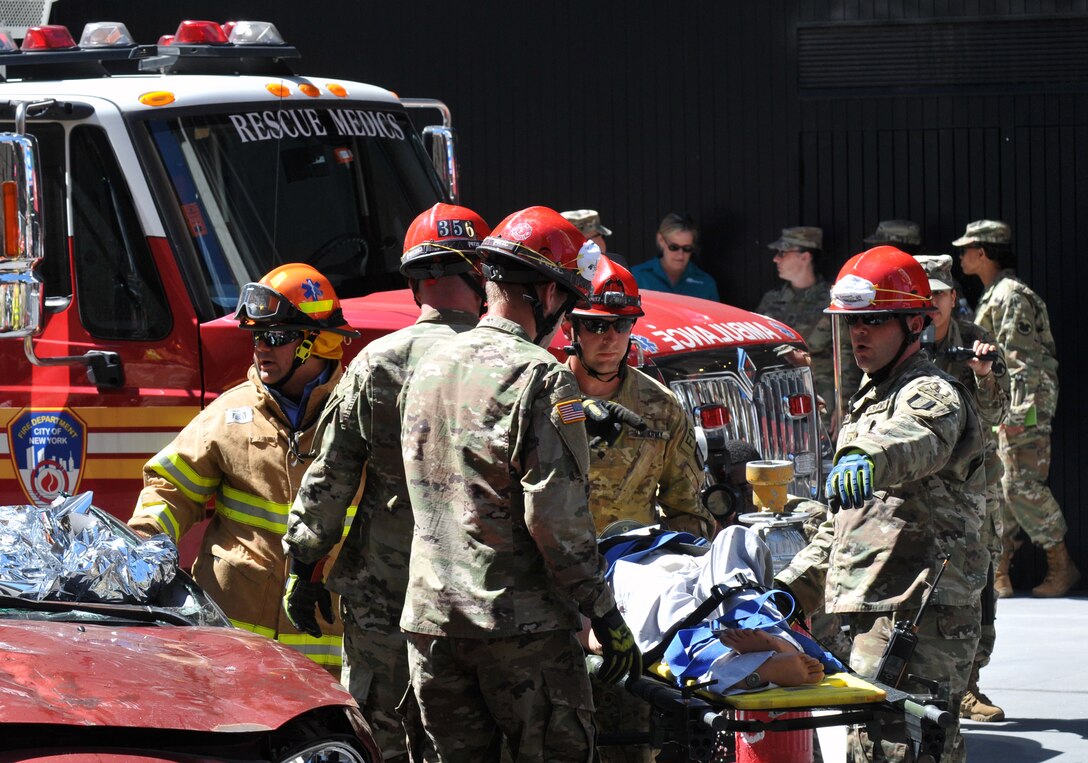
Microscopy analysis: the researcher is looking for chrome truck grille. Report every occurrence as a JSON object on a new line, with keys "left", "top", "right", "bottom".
{"left": 669, "top": 365, "right": 822, "bottom": 500}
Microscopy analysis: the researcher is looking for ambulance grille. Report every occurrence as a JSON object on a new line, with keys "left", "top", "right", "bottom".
{"left": 670, "top": 366, "right": 821, "bottom": 500}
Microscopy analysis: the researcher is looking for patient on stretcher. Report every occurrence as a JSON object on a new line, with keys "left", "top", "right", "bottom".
{"left": 597, "top": 524, "right": 842, "bottom": 695}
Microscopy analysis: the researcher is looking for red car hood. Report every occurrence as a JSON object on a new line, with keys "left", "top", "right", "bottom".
{"left": 342, "top": 288, "right": 804, "bottom": 360}
{"left": 0, "top": 619, "right": 353, "bottom": 731}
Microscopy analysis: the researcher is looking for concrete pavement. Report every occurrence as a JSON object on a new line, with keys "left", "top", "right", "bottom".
{"left": 961, "top": 593, "right": 1088, "bottom": 761}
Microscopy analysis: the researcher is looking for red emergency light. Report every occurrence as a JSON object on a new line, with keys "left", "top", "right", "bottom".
{"left": 698, "top": 403, "right": 731, "bottom": 429}
{"left": 786, "top": 393, "right": 813, "bottom": 419}
{"left": 21, "top": 25, "right": 77, "bottom": 51}
{"left": 173, "top": 20, "right": 229, "bottom": 45}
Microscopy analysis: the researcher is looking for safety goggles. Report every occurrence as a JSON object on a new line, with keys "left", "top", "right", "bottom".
{"left": 235, "top": 282, "right": 302, "bottom": 324}
{"left": 253, "top": 329, "right": 305, "bottom": 348}
{"left": 662, "top": 238, "right": 696, "bottom": 254}
{"left": 842, "top": 314, "right": 895, "bottom": 327}
{"left": 576, "top": 317, "right": 637, "bottom": 335}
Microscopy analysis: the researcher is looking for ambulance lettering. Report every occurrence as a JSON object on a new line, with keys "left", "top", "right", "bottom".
{"left": 649, "top": 321, "right": 787, "bottom": 351}
{"left": 8, "top": 409, "right": 88, "bottom": 505}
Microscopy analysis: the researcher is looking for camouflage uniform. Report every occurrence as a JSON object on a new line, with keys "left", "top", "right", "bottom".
{"left": 756, "top": 279, "right": 861, "bottom": 419}
{"left": 778, "top": 353, "right": 987, "bottom": 763}
{"left": 400, "top": 314, "right": 615, "bottom": 762}
{"left": 930, "top": 315, "right": 1010, "bottom": 686}
{"left": 284, "top": 306, "right": 479, "bottom": 761}
{"left": 973, "top": 269, "right": 1066, "bottom": 548}
{"left": 586, "top": 366, "right": 711, "bottom": 537}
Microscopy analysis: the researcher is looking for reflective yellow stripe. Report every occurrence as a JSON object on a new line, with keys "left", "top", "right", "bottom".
{"left": 216, "top": 484, "right": 291, "bottom": 533}
{"left": 279, "top": 632, "right": 343, "bottom": 667}
{"left": 229, "top": 618, "right": 276, "bottom": 638}
{"left": 342, "top": 503, "right": 358, "bottom": 538}
{"left": 298, "top": 299, "right": 333, "bottom": 315}
{"left": 141, "top": 502, "right": 182, "bottom": 540}
{"left": 150, "top": 450, "right": 218, "bottom": 504}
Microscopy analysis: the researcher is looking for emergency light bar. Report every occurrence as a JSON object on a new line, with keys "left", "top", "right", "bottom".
{"left": 0, "top": 20, "right": 298, "bottom": 80}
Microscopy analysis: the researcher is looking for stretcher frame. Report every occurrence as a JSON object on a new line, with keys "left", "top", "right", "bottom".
{"left": 592, "top": 575, "right": 954, "bottom": 762}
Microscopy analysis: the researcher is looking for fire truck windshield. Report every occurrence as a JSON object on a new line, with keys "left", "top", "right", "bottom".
{"left": 144, "top": 104, "right": 444, "bottom": 315}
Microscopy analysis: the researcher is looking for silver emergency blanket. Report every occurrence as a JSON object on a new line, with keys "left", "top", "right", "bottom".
{"left": 0, "top": 492, "right": 177, "bottom": 603}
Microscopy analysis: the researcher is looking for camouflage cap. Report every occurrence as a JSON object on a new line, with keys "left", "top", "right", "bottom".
{"left": 952, "top": 219, "right": 1011, "bottom": 247}
{"left": 914, "top": 254, "right": 954, "bottom": 292}
{"left": 560, "top": 209, "right": 612, "bottom": 238}
{"left": 768, "top": 226, "right": 823, "bottom": 252}
{"left": 863, "top": 219, "right": 921, "bottom": 246}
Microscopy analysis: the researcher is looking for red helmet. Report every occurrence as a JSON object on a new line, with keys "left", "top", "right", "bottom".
{"left": 478, "top": 206, "right": 600, "bottom": 304}
{"left": 826, "top": 246, "right": 935, "bottom": 315}
{"left": 234, "top": 263, "right": 359, "bottom": 337}
{"left": 400, "top": 203, "right": 491, "bottom": 279}
{"left": 571, "top": 255, "right": 644, "bottom": 318}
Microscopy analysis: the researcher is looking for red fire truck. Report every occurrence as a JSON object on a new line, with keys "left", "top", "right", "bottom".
{"left": 0, "top": 20, "right": 824, "bottom": 535}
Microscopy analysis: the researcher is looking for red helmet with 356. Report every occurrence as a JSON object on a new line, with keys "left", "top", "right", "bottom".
{"left": 400, "top": 203, "right": 491, "bottom": 280}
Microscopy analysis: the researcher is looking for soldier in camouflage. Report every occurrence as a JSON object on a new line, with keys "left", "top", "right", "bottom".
{"left": 756, "top": 226, "right": 861, "bottom": 428}
{"left": 777, "top": 247, "right": 987, "bottom": 763}
{"left": 563, "top": 255, "right": 711, "bottom": 763}
{"left": 956, "top": 219, "right": 1081, "bottom": 598}
{"left": 282, "top": 203, "right": 491, "bottom": 761}
{"left": 916, "top": 254, "right": 1010, "bottom": 723}
{"left": 399, "top": 207, "right": 641, "bottom": 762}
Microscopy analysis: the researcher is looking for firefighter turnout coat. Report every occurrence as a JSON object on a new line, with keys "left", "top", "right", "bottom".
{"left": 130, "top": 363, "right": 353, "bottom": 669}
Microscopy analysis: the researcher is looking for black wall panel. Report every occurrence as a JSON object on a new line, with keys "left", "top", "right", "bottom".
{"left": 50, "top": 1, "right": 1087, "bottom": 587}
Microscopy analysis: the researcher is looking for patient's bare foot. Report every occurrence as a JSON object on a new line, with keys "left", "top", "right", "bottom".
{"left": 719, "top": 628, "right": 793, "bottom": 655}
{"left": 757, "top": 653, "right": 825, "bottom": 687}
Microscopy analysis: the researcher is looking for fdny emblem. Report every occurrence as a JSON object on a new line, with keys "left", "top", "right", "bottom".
{"left": 508, "top": 221, "right": 534, "bottom": 241}
{"left": 8, "top": 409, "right": 88, "bottom": 505}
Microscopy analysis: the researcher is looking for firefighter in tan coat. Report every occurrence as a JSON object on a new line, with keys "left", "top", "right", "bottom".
{"left": 129, "top": 263, "right": 360, "bottom": 671}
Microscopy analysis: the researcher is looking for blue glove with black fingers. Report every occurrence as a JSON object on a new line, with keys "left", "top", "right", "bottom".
{"left": 591, "top": 606, "right": 643, "bottom": 685}
{"left": 283, "top": 556, "right": 334, "bottom": 638}
{"left": 825, "top": 452, "right": 875, "bottom": 510}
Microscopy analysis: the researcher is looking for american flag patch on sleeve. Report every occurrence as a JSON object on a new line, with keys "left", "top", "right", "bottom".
{"left": 555, "top": 398, "right": 586, "bottom": 424}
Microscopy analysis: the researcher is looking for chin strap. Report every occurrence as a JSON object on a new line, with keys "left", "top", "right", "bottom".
{"left": 269, "top": 330, "right": 319, "bottom": 391}
{"left": 563, "top": 332, "right": 629, "bottom": 384}
{"left": 867, "top": 315, "right": 928, "bottom": 385}
{"left": 524, "top": 286, "right": 578, "bottom": 346}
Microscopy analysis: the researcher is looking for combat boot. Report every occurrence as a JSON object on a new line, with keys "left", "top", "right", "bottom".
{"left": 1032, "top": 541, "right": 1082, "bottom": 598}
{"left": 994, "top": 549, "right": 1014, "bottom": 599}
{"left": 960, "top": 680, "right": 1006, "bottom": 722}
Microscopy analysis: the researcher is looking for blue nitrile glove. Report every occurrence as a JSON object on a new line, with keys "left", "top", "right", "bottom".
{"left": 825, "top": 452, "right": 874, "bottom": 510}
{"left": 283, "top": 556, "right": 334, "bottom": 638}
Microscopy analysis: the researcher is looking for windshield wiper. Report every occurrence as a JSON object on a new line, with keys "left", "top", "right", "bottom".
{"left": 0, "top": 593, "right": 195, "bottom": 626}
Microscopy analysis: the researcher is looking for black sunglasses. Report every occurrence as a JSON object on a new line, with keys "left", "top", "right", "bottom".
{"left": 577, "top": 317, "right": 637, "bottom": 335}
{"left": 842, "top": 314, "right": 895, "bottom": 327}
{"left": 663, "top": 239, "right": 696, "bottom": 254}
{"left": 253, "top": 329, "right": 305, "bottom": 347}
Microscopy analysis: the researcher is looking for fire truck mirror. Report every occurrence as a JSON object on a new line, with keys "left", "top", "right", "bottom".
{"left": 0, "top": 131, "right": 44, "bottom": 338}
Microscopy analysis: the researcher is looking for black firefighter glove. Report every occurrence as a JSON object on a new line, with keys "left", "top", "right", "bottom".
{"left": 583, "top": 399, "right": 648, "bottom": 454}
{"left": 591, "top": 606, "right": 643, "bottom": 685}
{"left": 283, "top": 556, "right": 334, "bottom": 638}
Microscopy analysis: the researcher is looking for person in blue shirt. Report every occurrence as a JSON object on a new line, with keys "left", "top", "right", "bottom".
{"left": 631, "top": 212, "right": 720, "bottom": 301}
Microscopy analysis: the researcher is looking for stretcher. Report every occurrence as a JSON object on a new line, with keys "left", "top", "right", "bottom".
{"left": 592, "top": 530, "right": 954, "bottom": 762}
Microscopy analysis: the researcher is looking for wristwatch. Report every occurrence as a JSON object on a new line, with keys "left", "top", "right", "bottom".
{"left": 744, "top": 671, "right": 767, "bottom": 689}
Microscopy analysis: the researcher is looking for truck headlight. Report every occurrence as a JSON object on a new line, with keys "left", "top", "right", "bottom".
{"left": 280, "top": 741, "right": 370, "bottom": 763}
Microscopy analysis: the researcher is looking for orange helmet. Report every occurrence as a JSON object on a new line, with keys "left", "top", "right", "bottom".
{"left": 400, "top": 203, "right": 491, "bottom": 280}
{"left": 234, "top": 263, "right": 359, "bottom": 338}
{"left": 826, "top": 246, "right": 935, "bottom": 315}
{"left": 478, "top": 206, "right": 600, "bottom": 305}
{"left": 571, "top": 255, "right": 644, "bottom": 318}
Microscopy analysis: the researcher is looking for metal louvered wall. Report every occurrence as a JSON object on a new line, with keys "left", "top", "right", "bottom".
{"left": 53, "top": 1, "right": 1088, "bottom": 588}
